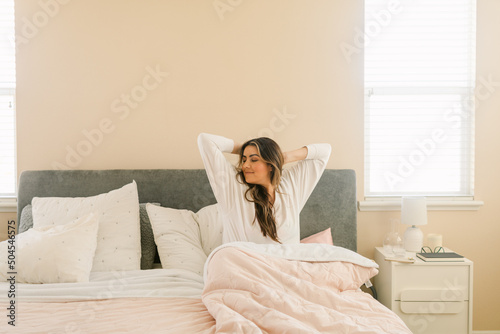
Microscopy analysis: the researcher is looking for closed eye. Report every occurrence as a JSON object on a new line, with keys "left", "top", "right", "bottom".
{"left": 242, "top": 154, "right": 260, "bottom": 162}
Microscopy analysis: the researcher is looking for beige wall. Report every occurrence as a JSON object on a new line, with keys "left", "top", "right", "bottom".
{"left": 11, "top": 0, "right": 500, "bottom": 330}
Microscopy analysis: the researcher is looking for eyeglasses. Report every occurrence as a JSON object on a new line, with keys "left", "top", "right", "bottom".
{"left": 421, "top": 246, "right": 444, "bottom": 253}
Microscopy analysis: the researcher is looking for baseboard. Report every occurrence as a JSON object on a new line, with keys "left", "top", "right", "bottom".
{"left": 472, "top": 331, "right": 500, "bottom": 334}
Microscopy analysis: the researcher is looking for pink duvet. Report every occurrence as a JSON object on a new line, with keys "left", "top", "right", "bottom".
{"left": 202, "top": 244, "right": 412, "bottom": 334}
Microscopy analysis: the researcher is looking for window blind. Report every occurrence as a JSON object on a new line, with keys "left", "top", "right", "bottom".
{"left": 364, "top": 0, "right": 476, "bottom": 197}
{"left": 0, "top": 0, "right": 16, "bottom": 197}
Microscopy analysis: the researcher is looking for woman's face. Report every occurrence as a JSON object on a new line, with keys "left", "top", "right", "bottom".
{"left": 242, "top": 145, "right": 272, "bottom": 186}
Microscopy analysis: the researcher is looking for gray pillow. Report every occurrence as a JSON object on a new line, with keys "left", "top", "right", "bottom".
{"left": 139, "top": 203, "right": 158, "bottom": 269}
{"left": 19, "top": 204, "right": 34, "bottom": 234}
{"left": 19, "top": 203, "right": 158, "bottom": 270}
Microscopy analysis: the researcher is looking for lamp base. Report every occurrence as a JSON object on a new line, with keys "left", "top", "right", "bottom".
{"left": 404, "top": 225, "right": 423, "bottom": 252}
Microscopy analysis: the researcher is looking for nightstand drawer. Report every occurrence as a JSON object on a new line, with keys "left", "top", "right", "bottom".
{"left": 401, "top": 299, "right": 465, "bottom": 314}
{"left": 401, "top": 289, "right": 465, "bottom": 303}
{"left": 393, "top": 265, "right": 470, "bottom": 300}
{"left": 394, "top": 301, "right": 469, "bottom": 334}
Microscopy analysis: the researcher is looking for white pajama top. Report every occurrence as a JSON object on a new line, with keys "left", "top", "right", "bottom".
{"left": 197, "top": 133, "right": 331, "bottom": 244}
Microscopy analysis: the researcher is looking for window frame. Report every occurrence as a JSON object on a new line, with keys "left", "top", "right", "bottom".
{"left": 0, "top": 0, "right": 17, "bottom": 212}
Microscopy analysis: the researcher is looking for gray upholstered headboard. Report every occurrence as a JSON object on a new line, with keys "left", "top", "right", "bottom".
{"left": 17, "top": 169, "right": 357, "bottom": 251}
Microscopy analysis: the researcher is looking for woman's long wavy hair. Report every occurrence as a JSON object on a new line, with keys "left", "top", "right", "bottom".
{"left": 236, "top": 137, "right": 284, "bottom": 243}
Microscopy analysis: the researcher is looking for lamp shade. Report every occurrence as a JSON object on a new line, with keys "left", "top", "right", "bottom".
{"left": 401, "top": 196, "right": 427, "bottom": 226}
{"left": 401, "top": 196, "right": 427, "bottom": 252}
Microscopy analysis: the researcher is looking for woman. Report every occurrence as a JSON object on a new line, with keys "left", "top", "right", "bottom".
{"left": 198, "top": 133, "right": 331, "bottom": 244}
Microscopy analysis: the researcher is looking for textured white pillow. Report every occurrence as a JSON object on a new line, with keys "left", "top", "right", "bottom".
{"left": 146, "top": 204, "right": 207, "bottom": 275}
{"left": 197, "top": 204, "right": 223, "bottom": 256}
{"left": 32, "top": 181, "right": 141, "bottom": 272}
{"left": 0, "top": 213, "right": 99, "bottom": 283}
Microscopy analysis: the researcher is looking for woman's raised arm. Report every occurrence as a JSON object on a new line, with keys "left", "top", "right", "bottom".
{"left": 283, "top": 147, "right": 308, "bottom": 165}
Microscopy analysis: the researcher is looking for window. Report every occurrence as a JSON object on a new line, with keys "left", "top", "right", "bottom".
{"left": 364, "top": 0, "right": 476, "bottom": 200}
{"left": 0, "top": 0, "right": 16, "bottom": 197}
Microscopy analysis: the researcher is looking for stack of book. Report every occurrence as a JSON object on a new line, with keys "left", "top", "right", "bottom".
{"left": 416, "top": 252, "right": 464, "bottom": 262}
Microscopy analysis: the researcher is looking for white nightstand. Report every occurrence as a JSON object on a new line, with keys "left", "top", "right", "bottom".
{"left": 373, "top": 247, "right": 473, "bottom": 334}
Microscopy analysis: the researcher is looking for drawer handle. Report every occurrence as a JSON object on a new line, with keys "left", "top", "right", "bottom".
{"left": 400, "top": 301, "right": 464, "bottom": 314}
{"left": 401, "top": 289, "right": 464, "bottom": 302}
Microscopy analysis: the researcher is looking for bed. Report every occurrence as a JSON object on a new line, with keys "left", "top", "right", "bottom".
{"left": 0, "top": 169, "right": 411, "bottom": 333}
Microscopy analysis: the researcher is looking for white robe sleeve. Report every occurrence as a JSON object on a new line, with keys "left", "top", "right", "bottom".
{"left": 197, "top": 133, "right": 239, "bottom": 213}
{"left": 284, "top": 143, "right": 332, "bottom": 210}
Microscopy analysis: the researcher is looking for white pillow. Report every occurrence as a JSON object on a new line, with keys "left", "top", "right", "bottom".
{"left": 32, "top": 181, "right": 141, "bottom": 272}
{"left": 0, "top": 213, "right": 99, "bottom": 283}
{"left": 146, "top": 204, "right": 207, "bottom": 275}
{"left": 197, "top": 204, "right": 223, "bottom": 256}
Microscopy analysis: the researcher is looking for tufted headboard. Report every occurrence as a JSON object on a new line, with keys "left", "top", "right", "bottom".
{"left": 16, "top": 169, "right": 357, "bottom": 251}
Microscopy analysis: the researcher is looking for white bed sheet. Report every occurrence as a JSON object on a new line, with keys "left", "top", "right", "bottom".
{"left": 0, "top": 268, "right": 204, "bottom": 303}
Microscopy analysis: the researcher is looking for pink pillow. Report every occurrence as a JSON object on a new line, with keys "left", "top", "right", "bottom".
{"left": 300, "top": 228, "right": 334, "bottom": 245}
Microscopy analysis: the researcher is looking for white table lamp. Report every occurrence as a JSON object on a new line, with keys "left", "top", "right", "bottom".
{"left": 401, "top": 196, "right": 427, "bottom": 252}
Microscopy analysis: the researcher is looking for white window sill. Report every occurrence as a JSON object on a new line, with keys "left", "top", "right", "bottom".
{"left": 0, "top": 198, "right": 17, "bottom": 213}
{"left": 358, "top": 199, "right": 484, "bottom": 211}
